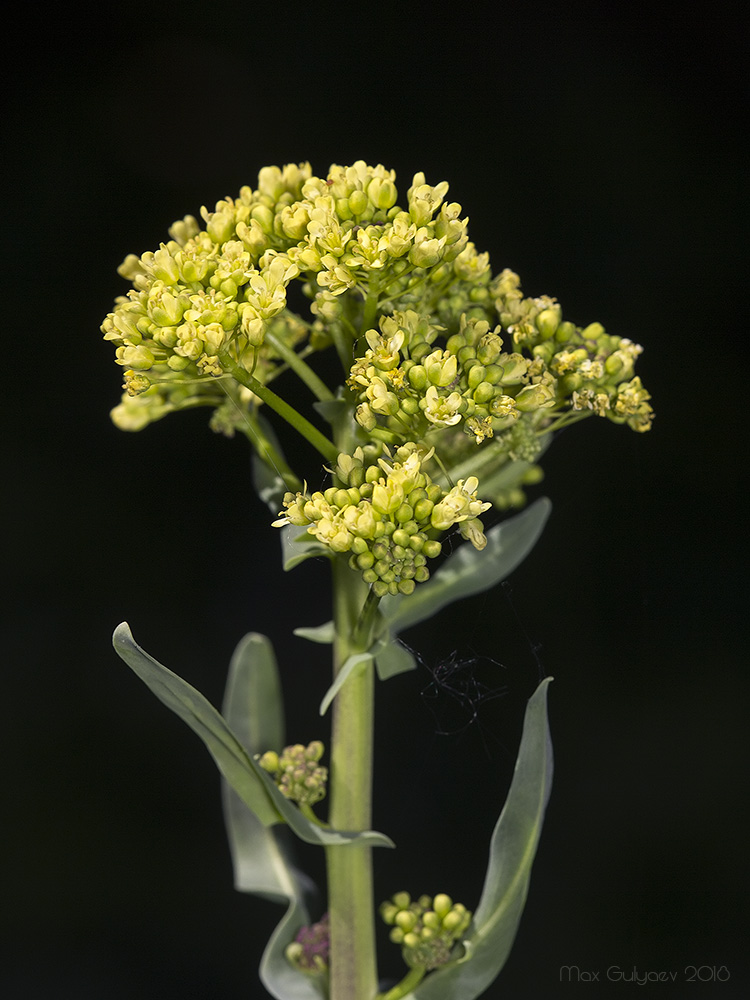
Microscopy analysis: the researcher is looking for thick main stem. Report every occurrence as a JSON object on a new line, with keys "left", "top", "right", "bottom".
{"left": 326, "top": 559, "right": 378, "bottom": 1000}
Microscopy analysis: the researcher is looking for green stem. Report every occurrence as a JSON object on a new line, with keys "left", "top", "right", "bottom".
{"left": 538, "top": 409, "right": 590, "bottom": 436}
{"left": 331, "top": 321, "right": 355, "bottom": 372}
{"left": 326, "top": 559, "right": 379, "bottom": 1000}
{"left": 264, "top": 330, "right": 336, "bottom": 402}
{"left": 377, "top": 965, "right": 427, "bottom": 1000}
{"left": 230, "top": 403, "right": 302, "bottom": 493}
{"left": 361, "top": 276, "right": 381, "bottom": 334}
{"left": 218, "top": 353, "right": 338, "bottom": 462}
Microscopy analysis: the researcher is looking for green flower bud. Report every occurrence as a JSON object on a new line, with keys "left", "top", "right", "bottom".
{"left": 368, "top": 177, "right": 398, "bottom": 210}
{"left": 348, "top": 189, "right": 369, "bottom": 216}
{"left": 581, "top": 321, "right": 605, "bottom": 341}
{"left": 467, "top": 363, "right": 487, "bottom": 390}
{"left": 408, "top": 365, "right": 428, "bottom": 391}
{"left": 259, "top": 750, "right": 280, "bottom": 773}
{"left": 396, "top": 910, "right": 417, "bottom": 932}
{"left": 115, "top": 344, "right": 155, "bottom": 370}
{"left": 515, "top": 382, "right": 555, "bottom": 412}
{"left": 536, "top": 305, "right": 562, "bottom": 339}
{"left": 409, "top": 232, "right": 446, "bottom": 268}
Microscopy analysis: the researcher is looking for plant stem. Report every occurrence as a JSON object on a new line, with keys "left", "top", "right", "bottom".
{"left": 263, "top": 330, "right": 336, "bottom": 402}
{"left": 218, "top": 352, "right": 339, "bottom": 462}
{"left": 361, "top": 276, "right": 381, "bottom": 335}
{"left": 377, "top": 965, "right": 426, "bottom": 1000}
{"left": 326, "top": 558, "right": 378, "bottom": 1000}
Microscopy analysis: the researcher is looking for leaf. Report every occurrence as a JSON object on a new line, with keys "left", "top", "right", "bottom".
{"left": 281, "top": 524, "right": 331, "bottom": 571}
{"left": 113, "top": 623, "right": 394, "bottom": 850}
{"left": 220, "top": 634, "right": 326, "bottom": 1000}
{"left": 293, "top": 621, "right": 335, "bottom": 644}
{"left": 113, "top": 622, "right": 281, "bottom": 827}
{"left": 260, "top": 896, "right": 328, "bottom": 1000}
{"left": 380, "top": 498, "right": 552, "bottom": 635}
{"left": 404, "top": 677, "right": 554, "bottom": 1000}
{"left": 319, "top": 652, "right": 373, "bottom": 715}
{"left": 372, "top": 632, "right": 418, "bottom": 681}
{"left": 312, "top": 397, "right": 351, "bottom": 428}
{"left": 221, "top": 633, "right": 288, "bottom": 896}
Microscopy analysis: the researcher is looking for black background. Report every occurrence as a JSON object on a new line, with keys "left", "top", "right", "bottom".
{"left": 4, "top": 5, "right": 747, "bottom": 998}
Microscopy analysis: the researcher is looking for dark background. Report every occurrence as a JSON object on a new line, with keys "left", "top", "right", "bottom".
{"left": 4, "top": 5, "right": 747, "bottom": 998}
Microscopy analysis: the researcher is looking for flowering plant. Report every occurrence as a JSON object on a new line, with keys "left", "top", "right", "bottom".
{"left": 103, "top": 161, "right": 651, "bottom": 1000}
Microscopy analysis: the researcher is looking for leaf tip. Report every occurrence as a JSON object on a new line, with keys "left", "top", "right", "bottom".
{"left": 112, "top": 621, "right": 133, "bottom": 648}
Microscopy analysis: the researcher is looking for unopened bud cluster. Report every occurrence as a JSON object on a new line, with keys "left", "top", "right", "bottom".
{"left": 380, "top": 892, "right": 472, "bottom": 971}
{"left": 273, "top": 444, "right": 490, "bottom": 596}
{"left": 258, "top": 741, "right": 327, "bottom": 807}
{"left": 285, "top": 913, "right": 330, "bottom": 975}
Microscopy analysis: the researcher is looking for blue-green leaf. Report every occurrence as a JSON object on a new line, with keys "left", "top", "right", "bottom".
{"left": 312, "top": 397, "right": 351, "bottom": 428}
{"left": 113, "top": 623, "right": 394, "bottom": 849}
{"left": 113, "top": 622, "right": 281, "bottom": 827}
{"left": 319, "top": 652, "right": 372, "bottom": 715}
{"left": 293, "top": 621, "right": 335, "bottom": 644}
{"left": 221, "top": 634, "right": 326, "bottom": 1000}
{"left": 380, "top": 498, "right": 552, "bottom": 635}
{"left": 372, "top": 632, "right": 418, "bottom": 680}
{"left": 281, "top": 524, "right": 331, "bottom": 571}
{"left": 221, "top": 633, "right": 288, "bottom": 896}
{"left": 260, "top": 896, "right": 328, "bottom": 1000}
{"left": 403, "top": 676, "right": 554, "bottom": 1000}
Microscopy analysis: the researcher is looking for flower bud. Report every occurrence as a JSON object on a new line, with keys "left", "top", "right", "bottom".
{"left": 536, "top": 305, "right": 562, "bottom": 339}
{"left": 115, "top": 344, "right": 155, "bottom": 370}
{"left": 515, "top": 382, "right": 555, "bottom": 412}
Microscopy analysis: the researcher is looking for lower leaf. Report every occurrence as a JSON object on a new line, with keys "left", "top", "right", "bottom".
{"left": 404, "top": 676, "right": 554, "bottom": 999}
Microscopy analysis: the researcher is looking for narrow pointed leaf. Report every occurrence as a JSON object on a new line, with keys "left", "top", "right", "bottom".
{"left": 113, "top": 622, "right": 281, "bottom": 827}
{"left": 404, "top": 677, "right": 554, "bottom": 999}
{"left": 319, "top": 652, "right": 373, "bottom": 715}
{"left": 380, "top": 498, "right": 552, "bottom": 634}
{"left": 223, "top": 632, "right": 285, "bottom": 757}
{"left": 293, "top": 621, "right": 335, "bottom": 644}
{"left": 114, "top": 624, "right": 394, "bottom": 849}
{"left": 372, "top": 632, "right": 418, "bottom": 680}
{"left": 221, "top": 633, "right": 289, "bottom": 896}
{"left": 220, "top": 635, "right": 326, "bottom": 1000}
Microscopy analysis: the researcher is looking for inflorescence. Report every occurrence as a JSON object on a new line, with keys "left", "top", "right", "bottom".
{"left": 380, "top": 891, "right": 472, "bottom": 971}
{"left": 258, "top": 741, "right": 327, "bottom": 807}
{"left": 102, "top": 160, "right": 653, "bottom": 586}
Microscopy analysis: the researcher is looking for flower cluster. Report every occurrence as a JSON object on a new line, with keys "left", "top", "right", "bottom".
{"left": 380, "top": 892, "right": 472, "bottom": 971}
{"left": 101, "top": 161, "right": 479, "bottom": 430}
{"left": 258, "top": 741, "right": 327, "bottom": 807}
{"left": 285, "top": 913, "right": 330, "bottom": 976}
{"left": 273, "top": 444, "right": 491, "bottom": 597}
{"left": 349, "top": 274, "right": 652, "bottom": 458}
{"left": 491, "top": 269, "right": 653, "bottom": 432}
{"left": 101, "top": 160, "right": 652, "bottom": 523}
